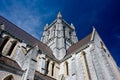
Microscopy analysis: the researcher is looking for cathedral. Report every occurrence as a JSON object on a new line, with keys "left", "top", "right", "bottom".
{"left": 0, "top": 12, "right": 120, "bottom": 80}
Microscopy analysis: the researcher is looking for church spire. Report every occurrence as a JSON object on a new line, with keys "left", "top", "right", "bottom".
{"left": 57, "top": 12, "right": 62, "bottom": 18}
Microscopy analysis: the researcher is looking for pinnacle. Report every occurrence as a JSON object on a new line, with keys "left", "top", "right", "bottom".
{"left": 71, "top": 23, "right": 73, "bottom": 26}
{"left": 45, "top": 23, "right": 49, "bottom": 26}
{"left": 92, "top": 26, "right": 96, "bottom": 31}
{"left": 44, "top": 23, "right": 49, "bottom": 30}
{"left": 57, "top": 12, "right": 62, "bottom": 18}
{"left": 0, "top": 24, "right": 5, "bottom": 30}
{"left": 70, "top": 23, "right": 75, "bottom": 29}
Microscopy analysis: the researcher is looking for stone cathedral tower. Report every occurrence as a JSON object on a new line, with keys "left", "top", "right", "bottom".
{"left": 0, "top": 12, "right": 120, "bottom": 80}
{"left": 41, "top": 12, "right": 78, "bottom": 60}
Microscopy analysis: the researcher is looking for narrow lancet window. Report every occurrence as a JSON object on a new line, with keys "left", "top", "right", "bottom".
{"left": 0, "top": 36, "right": 9, "bottom": 52}
{"left": 51, "top": 62, "right": 55, "bottom": 76}
{"left": 82, "top": 51, "right": 91, "bottom": 80}
{"left": 66, "top": 62, "right": 69, "bottom": 75}
{"left": 7, "top": 41, "right": 17, "bottom": 56}
{"left": 45, "top": 60, "right": 50, "bottom": 74}
{"left": 64, "top": 61, "right": 69, "bottom": 76}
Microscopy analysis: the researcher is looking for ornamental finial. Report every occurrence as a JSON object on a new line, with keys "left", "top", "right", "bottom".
{"left": 57, "top": 12, "right": 62, "bottom": 18}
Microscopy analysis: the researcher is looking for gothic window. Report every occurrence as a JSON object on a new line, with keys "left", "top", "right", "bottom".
{"left": 82, "top": 52, "right": 91, "bottom": 80}
{"left": 7, "top": 41, "right": 17, "bottom": 56}
{"left": 48, "top": 30, "right": 50, "bottom": 39}
{"left": 0, "top": 36, "right": 9, "bottom": 52}
{"left": 3, "top": 75, "right": 14, "bottom": 80}
{"left": 69, "top": 31, "right": 72, "bottom": 37}
{"left": 66, "top": 62, "right": 69, "bottom": 75}
{"left": 53, "top": 26, "right": 56, "bottom": 37}
{"left": 51, "top": 62, "right": 55, "bottom": 76}
{"left": 83, "top": 52, "right": 88, "bottom": 70}
{"left": 45, "top": 60, "right": 50, "bottom": 74}
{"left": 64, "top": 61, "right": 69, "bottom": 76}
{"left": 51, "top": 26, "right": 56, "bottom": 39}
{"left": 48, "top": 30, "right": 50, "bottom": 34}
{"left": 63, "top": 26, "right": 65, "bottom": 38}
{"left": 53, "top": 25, "right": 56, "bottom": 31}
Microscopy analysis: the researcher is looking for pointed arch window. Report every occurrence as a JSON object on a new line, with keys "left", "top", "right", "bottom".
{"left": 51, "top": 62, "right": 55, "bottom": 76}
{"left": 45, "top": 60, "right": 50, "bottom": 74}
{"left": 53, "top": 25, "right": 56, "bottom": 37}
{"left": 64, "top": 61, "right": 69, "bottom": 76}
{"left": 82, "top": 51, "right": 91, "bottom": 80}
{"left": 0, "top": 36, "right": 9, "bottom": 52}
{"left": 7, "top": 41, "right": 17, "bottom": 56}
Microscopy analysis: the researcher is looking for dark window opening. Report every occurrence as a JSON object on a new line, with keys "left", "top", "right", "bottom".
{"left": 51, "top": 62, "right": 55, "bottom": 76}
{"left": 108, "top": 54, "right": 110, "bottom": 57}
{"left": 45, "top": 60, "right": 50, "bottom": 74}
{"left": 0, "top": 36, "right": 9, "bottom": 52}
{"left": 83, "top": 52, "right": 91, "bottom": 80}
{"left": 66, "top": 62, "right": 69, "bottom": 75}
{"left": 7, "top": 41, "right": 17, "bottom": 56}
{"left": 100, "top": 41, "right": 103, "bottom": 47}
{"left": 103, "top": 48, "right": 106, "bottom": 52}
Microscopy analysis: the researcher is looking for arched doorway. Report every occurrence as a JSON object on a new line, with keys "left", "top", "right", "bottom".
{"left": 3, "top": 75, "right": 14, "bottom": 80}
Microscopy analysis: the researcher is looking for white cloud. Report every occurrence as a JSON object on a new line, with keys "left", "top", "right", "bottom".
{"left": 0, "top": 0, "right": 57, "bottom": 39}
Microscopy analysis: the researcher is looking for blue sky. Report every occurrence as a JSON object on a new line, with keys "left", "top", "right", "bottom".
{"left": 0, "top": 0, "right": 120, "bottom": 67}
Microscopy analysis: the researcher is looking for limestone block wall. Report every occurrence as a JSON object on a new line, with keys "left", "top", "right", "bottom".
{"left": 13, "top": 43, "right": 27, "bottom": 68}
{"left": 1, "top": 33, "right": 29, "bottom": 68}
{"left": 2, "top": 37, "right": 18, "bottom": 59}
{"left": 36, "top": 54, "right": 46, "bottom": 74}
{"left": 60, "top": 53, "right": 76, "bottom": 80}
{"left": 92, "top": 31, "right": 120, "bottom": 80}
{"left": 36, "top": 54, "right": 60, "bottom": 80}
{"left": 59, "top": 32, "right": 120, "bottom": 80}
{"left": 21, "top": 46, "right": 38, "bottom": 80}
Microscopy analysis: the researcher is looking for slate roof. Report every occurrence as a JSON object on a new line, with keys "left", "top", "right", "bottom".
{"left": 67, "top": 33, "right": 92, "bottom": 55}
{"left": 0, "top": 16, "right": 55, "bottom": 60}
